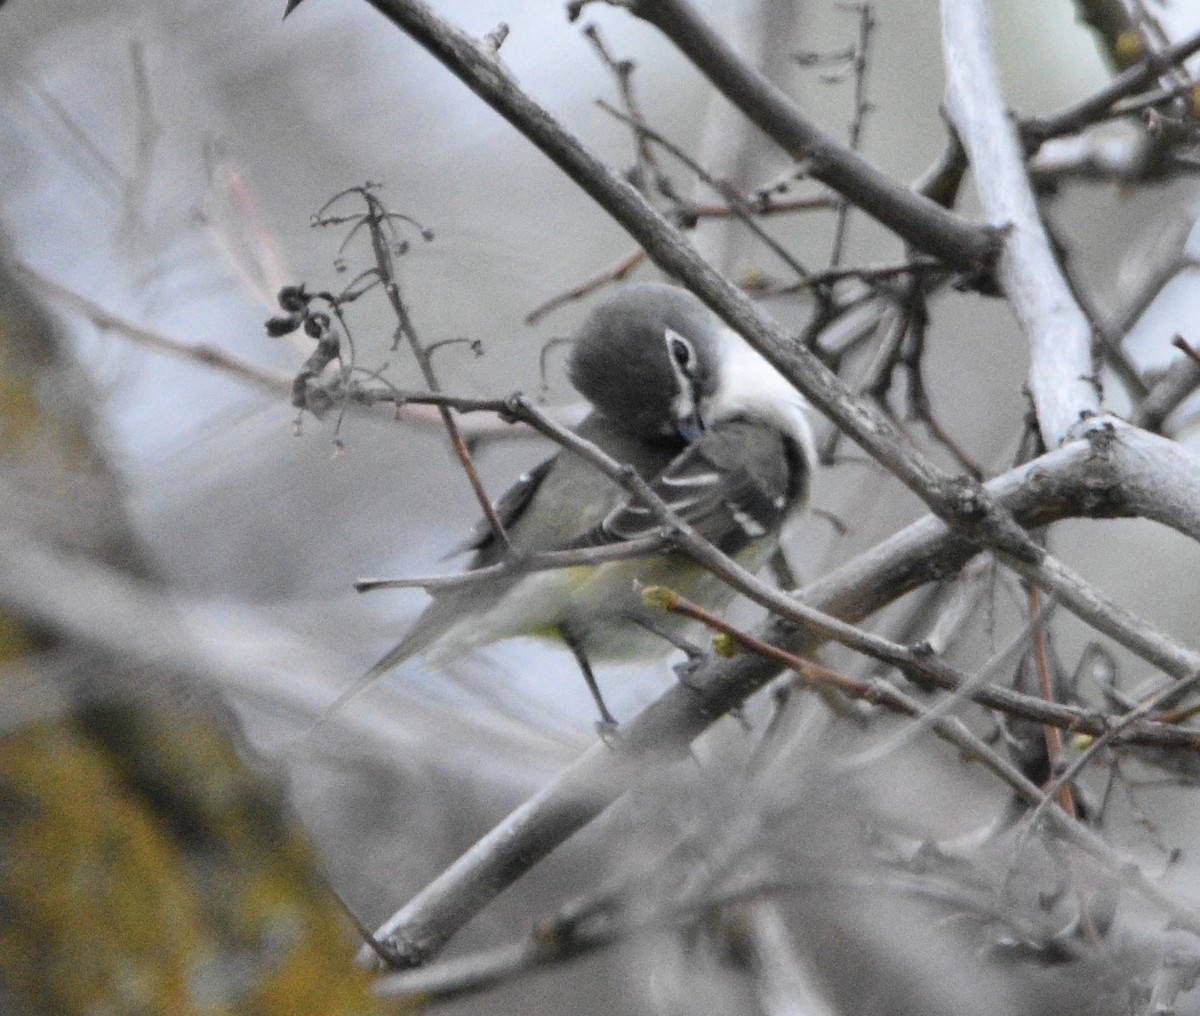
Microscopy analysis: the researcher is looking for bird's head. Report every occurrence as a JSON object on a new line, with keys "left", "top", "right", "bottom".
{"left": 567, "top": 282, "right": 722, "bottom": 442}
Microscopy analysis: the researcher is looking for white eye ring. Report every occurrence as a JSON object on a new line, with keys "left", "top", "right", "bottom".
{"left": 665, "top": 329, "right": 696, "bottom": 374}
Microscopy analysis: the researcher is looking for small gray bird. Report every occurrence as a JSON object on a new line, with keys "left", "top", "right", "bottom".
{"left": 338, "top": 283, "right": 816, "bottom": 726}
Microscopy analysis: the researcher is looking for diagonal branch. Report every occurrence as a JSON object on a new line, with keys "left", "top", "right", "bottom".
{"left": 360, "top": 422, "right": 1200, "bottom": 968}
{"left": 355, "top": 0, "right": 1042, "bottom": 575}
{"left": 600, "top": 0, "right": 1000, "bottom": 274}
{"left": 942, "top": 0, "right": 1103, "bottom": 448}
{"left": 1022, "top": 27, "right": 1200, "bottom": 147}
{"left": 347, "top": 389, "right": 1200, "bottom": 715}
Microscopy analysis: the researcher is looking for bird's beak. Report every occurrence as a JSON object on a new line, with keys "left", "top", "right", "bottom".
{"left": 675, "top": 405, "right": 706, "bottom": 442}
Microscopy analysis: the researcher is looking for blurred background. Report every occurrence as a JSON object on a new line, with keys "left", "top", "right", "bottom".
{"left": 5, "top": 1, "right": 1200, "bottom": 1012}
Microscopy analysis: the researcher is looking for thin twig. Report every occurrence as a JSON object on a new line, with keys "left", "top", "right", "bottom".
{"left": 897, "top": 283, "right": 984, "bottom": 477}
{"left": 601, "top": 0, "right": 1001, "bottom": 273}
{"left": 583, "top": 24, "right": 665, "bottom": 196}
{"left": 999, "top": 541, "right": 1200, "bottom": 705}
{"left": 1022, "top": 27, "right": 1200, "bottom": 147}
{"left": 767, "top": 258, "right": 942, "bottom": 294}
{"left": 19, "top": 263, "right": 293, "bottom": 396}
{"left": 521, "top": 188, "right": 848, "bottom": 325}
{"left": 1099, "top": 78, "right": 1200, "bottom": 123}
{"left": 1026, "top": 665, "right": 1200, "bottom": 841}
{"left": 827, "top": 3, "right": 875, "bottom": 270}
{"left": 838, "top": 593, "right": 1052, "bottom": 773}
{"left": 357, "top": 425, "right": 1200, "bottom": 969}
{"left": 1173, "top": 334, "right": 1200, "bottom": 366}
{"left": 1028, "top": 585, "right": 1078, "bottom": 817}
{"left": 596, "top": 100, "right": 813, "bottom": 281}
{"left": 316, "top": 186, "right": 511, "bottom": 550}
{"left": 1036, "top": 210, "right": 1149, "bottom": 402}
{"left": 524, "top": 249, "right": 646, "bottom": 325}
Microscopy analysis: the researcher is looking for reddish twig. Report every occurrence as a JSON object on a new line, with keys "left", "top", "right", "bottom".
{"left": 640, "top": 584, "right": 1093, "bottom": 806}
{"left": 1028, "top": 585, "right": 1078, "bottom": 817}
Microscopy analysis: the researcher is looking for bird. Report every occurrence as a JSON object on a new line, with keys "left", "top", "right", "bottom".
{"left": 336, "top": 282, "right": 816, "bottom": 728}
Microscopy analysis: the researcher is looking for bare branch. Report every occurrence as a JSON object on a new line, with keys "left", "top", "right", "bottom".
{"left": 1027, "top": 584, "right": 1081, "bottom": 817}
{"left": 596, "top": 100, "right": 813, "bottom": 282}
{"left": 20, "top": 263, "right": 293, "bottom": 397}
{"left": 651, "top": 586, "right": 1129, "bottom": 839}
{"left": 1027, "top": 662, "right": 1200, "bottom": 839}
{"left": 687, "top": 0, "right": 802, "bottom": 273}
{"left": 360, "top": 422, "right": 1200, "bottom": 968}
{"left": 827, "top": 2, "right": 876, "bottom": 270}
{"left": 609, "top": 0, "right": 1001, "bottom": 274}
{"left": 582, "top": 23, "right": 664, "bottom": 197}
{"left": 942, "top": 0, "right": 1103, "bottom": 447}
{"left": 999, "top": 541, "right": 1200, "bottom": 700}
{"left": 22, "top": 262, "right": 549, "bottom": 442}
{"left": 356, "top": 0, "right": 1043, "bottom": 571}
{"left": 1022, "top": 27, "right": 1200, "bottom": 147}
{"left": 315, "top": 186, "right": 512, "bottom": 550}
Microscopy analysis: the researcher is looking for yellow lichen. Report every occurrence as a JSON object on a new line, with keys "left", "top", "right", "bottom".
{"left": 0, "top": 716, "right": 393, "bottom": 1014}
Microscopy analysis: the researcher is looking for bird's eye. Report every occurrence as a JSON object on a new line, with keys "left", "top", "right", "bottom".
{"left": 667, "top": 333, "right": 695, "bottom": 372}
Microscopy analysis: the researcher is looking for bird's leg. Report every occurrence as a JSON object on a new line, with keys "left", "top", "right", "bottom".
{"left": 629, "top": 620, "right": 749, "bottom": 726}
{"left": 560, "top": 625, "right": 619, "bottom": 735}
{"left": 627, "top": 615, "right": 706, "bottom": 689}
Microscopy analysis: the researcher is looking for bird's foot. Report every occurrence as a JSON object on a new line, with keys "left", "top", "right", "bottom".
{"left": 594, "top": 717, "right": 621, "bottom": 743}
{"left": 673, "top": 653, "right": 706, "bottom": 690}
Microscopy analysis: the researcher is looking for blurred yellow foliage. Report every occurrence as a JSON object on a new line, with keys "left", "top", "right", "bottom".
{"left": 0, "top": 255, "right": 404, "bottom": 1015}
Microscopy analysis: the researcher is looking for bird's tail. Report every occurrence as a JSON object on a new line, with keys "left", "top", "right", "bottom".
{"left": 311, "top": 596, "right": 463, "bottom": 731}
{"left": 314, "top": 638, "right": 418, "bottom": 726}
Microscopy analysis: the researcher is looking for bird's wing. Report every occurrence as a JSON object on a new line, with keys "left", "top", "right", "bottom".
{"left": 439, "top": 453, "right": 559, "bottom": 561}
{"left": 320, "top": 422, "right": 796, "bottom": 723}
{"left": 587, "top": 419, "right": 802, "bottom": 556}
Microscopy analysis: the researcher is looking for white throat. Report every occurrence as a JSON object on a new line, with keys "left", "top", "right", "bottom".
{"left": 703, "top": 326, "right": 818, "bottom": 470}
